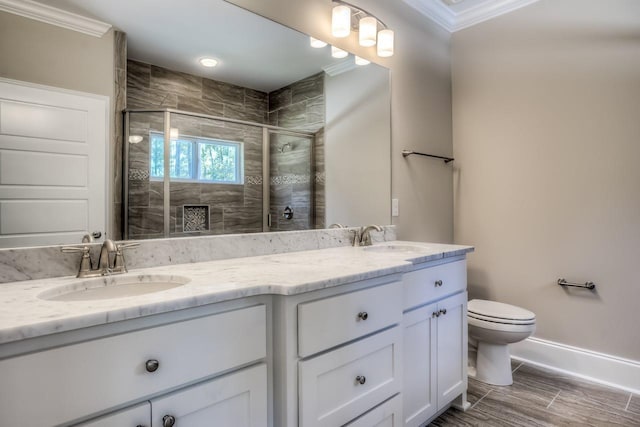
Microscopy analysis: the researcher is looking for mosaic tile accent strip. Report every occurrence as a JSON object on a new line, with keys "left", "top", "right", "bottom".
{"left": 183, "top": 205, "right": 210, "bottom": 232}
{"left": 246, "top": 175, "right": 263, "bottom": 185}
{"left": 270, "top": 174, "right": 311, "bottom": 185}
{"left": 129, "top": 168, "right": 149, "bottom": 181}
{"left": 315, "top": 171, "right": 326, "bottom": 184}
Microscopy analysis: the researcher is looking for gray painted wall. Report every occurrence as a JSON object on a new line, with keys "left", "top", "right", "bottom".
{"left": 228, "top": 0, "right": 454, "bottom": 242}
{"left": 452, "top": 0, "right": 640, "bottom": 360}
{"left": 325, "top": 65, "right": 391, "bottom": 227}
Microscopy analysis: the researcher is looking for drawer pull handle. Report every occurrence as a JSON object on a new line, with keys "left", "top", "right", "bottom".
{"left": 355, "top": 375, "right": 367, "bottom": 385}
{"left": 435, "top": 280, "right": 443, "bottom": 287}
{"left": 357, "top": 311, "right": 369, "bottom": 321}
{"left": 145, "top": 359, "right": 160, "bottom": 373}
{"left": 163, "top": 415, "right": 176, "bottom": 427}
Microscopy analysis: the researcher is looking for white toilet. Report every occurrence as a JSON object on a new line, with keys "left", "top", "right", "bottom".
{"left": 467, "top": 299, "right": 536, "bottom": 386}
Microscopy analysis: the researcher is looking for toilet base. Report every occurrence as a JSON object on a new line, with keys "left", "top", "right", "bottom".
{"left": 475, "top": 342, "right": 513, "bottom": 386}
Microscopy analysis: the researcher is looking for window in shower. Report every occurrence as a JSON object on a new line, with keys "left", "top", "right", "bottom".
{"left": 150, "top": 132, "right": 243, "bottom": 184}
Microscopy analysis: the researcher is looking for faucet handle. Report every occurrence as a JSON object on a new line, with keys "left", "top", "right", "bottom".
{"left": 112, "top": 242, "right": 140, "bottom": 273}
{"left": 117, "top": 242, "right": 140, "bottom": 250}
{"left": 61, "top": 245, "right": 93, "bottom": 276}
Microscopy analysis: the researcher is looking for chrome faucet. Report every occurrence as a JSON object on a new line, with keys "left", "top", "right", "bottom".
{"left": 352, "top": 225, "right": 383, "bottom": 247}
{"left": 61, "top": 239, "right": 139, "bottom": 278}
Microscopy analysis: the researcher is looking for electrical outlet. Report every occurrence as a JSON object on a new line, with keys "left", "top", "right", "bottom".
{"left": 392, "top": 198, "right": 399, "bottom": 217}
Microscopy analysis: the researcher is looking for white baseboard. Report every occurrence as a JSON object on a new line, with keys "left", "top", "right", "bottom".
{"left": 510, "top": 337, "right": 640, "bottom": 394}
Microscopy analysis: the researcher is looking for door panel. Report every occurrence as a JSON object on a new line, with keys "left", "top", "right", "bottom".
{"left": 0, "top": 79, "right": 107, "bottom": 247}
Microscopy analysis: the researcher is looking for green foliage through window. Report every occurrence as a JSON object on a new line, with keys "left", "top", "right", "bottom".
{"left": 150, "top": 133, "right": 242, "bottom": 184}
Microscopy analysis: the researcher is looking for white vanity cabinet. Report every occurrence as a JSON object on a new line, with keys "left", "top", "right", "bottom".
{"left": 0, "top": 303, "right": 268, "bottom": 427}
{"left": 78, "top": 402, "right": 150, "bottom": 427}
{"left": 150, "top": 363, "right": 268, "bottom": 427}
{"left": 273, "top": 277, "right": 404, "bottom": 427}
{"left": 401, "top": 259, "right": 468, "bottom": 427}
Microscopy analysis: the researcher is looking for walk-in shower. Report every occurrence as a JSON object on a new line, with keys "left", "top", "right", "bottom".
{"left": 124, "top": 109, "right": 317, "bottom": 239}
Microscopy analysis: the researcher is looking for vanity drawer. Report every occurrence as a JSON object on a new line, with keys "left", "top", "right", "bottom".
{"left": 298, "top": 327, "right": 401, "bottom": 427}
{"left": 0, "top": 304, "right": 266, "bottom": 427}
{"left": 403, "top": 260, "right": 467, "bottom": 311}
{"left": 298, "top": 281, "right": 402, "bottom": 357}
{"left": 344, "top": 394, "right": 403, "bottom": 427}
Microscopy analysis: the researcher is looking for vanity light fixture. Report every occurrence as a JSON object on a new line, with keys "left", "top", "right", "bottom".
{"left": 128, "top": 135, "right": 143, "bottom": 144}
{"left": 355, "top": 56, "right": 370, "bottom": 65}
{"left": 332, "top": 4, "right": 351, "bottom": 37}
{"left": 309, "top": 36, "right": 328, "bottom": 48}
{"left": 199, "top": 57, "right": 218, "bottom": 67}
{"left": 377, "top": 29, "right": 394, "bottom": 57}
{"left": 359, "top": 16, "right": 377, "bottom": 47}
{"left": 331, "top": 46, "right": 348, "bottom": 58}
{"left": 331, "top": 0, "right": 394, "bottom": 57}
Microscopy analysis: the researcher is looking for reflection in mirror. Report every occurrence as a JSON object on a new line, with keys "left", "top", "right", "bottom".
{"left": 0, "top": 0, "right": 391, "bottom": 245}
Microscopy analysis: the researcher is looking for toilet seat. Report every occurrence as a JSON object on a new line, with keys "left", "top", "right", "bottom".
{"left": 468, "top": 315, "right": 536, "bottom": 333}
{"left": 468, "top": 299, "right": 535, "bottom": 324}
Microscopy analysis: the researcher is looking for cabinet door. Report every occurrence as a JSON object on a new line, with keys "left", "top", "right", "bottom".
{"left": 436, "top": 292, "right": 468, "bottom": 410}
{"left": 151, "top": 364, "right": 267, "bottom": 427}
{"left": 402, "top": 302, "right": 437, "bottom": 427}
{"left": 76, "top": 402, "right": 149, "bottom": 427}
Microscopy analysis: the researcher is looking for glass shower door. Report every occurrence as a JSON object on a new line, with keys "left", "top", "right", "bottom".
{"left": 268, "top": 131, "right": 315, "bottom": 231}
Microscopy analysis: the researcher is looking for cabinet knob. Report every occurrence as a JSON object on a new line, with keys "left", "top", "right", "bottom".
{"left": 145, "top": 359, "right": 160, "bottom": 373}
{"left": 162, "top": 415, "right": 176, "bottom": 427}
{"left": 357, "top": 311, "right": 369, "bottom": 321}
{"left": 432, "top": 311, "right": 440, "bottom": 317}
{"left": 440, "top": 309, "right": 447, "bottom": 316}
{"left": 435, "top": 280, "right": 443, "bottom": 287}
{"left": 355, "top": 375, "right": 366, "bottom": 385}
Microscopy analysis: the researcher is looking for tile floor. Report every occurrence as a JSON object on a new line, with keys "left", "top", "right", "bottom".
{"left": 431, "top": 361, "right": 640, "bottom": 426}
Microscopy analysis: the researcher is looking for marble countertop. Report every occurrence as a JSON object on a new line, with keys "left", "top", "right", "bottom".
{"left": 0, "top": 241, "right": 473, "bottom": 345}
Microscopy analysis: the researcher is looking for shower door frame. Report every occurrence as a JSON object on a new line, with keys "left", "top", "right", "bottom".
{"left": 123, "top": 108, "right": 316, "bottom": 239}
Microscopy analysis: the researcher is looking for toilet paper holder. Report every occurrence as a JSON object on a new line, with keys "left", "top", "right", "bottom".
{"left": 557, "top": 278, "right": 596, "bottom": 290}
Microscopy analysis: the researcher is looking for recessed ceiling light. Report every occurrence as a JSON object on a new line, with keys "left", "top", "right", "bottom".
{"left": 199, "top": 57, "right": 218, "bottom": 68}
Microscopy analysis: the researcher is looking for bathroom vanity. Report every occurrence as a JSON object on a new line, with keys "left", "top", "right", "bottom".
{"left": 0, "top": 237, "right": 472, "bottom": 427}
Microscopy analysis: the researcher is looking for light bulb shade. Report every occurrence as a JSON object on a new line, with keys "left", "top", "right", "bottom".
{"left": 128, "top": 135, "right": 143, "bottom": 144}
{"left": 377, "top": 29, "right": 394, "bottom": 57}
{"left": 309, "top": 37, "right": 327, "bottom": 48}
{"left": 355, "top": 56, "right": 370, "bottom": 65}
{"left": 331, "top": 46, "right": 348, "bottom": 58}
{"left": 332, "top": 5, "right": 351, "bottom": 38}
{"left": 359, "top": 17, "right": 377, "bottom": 47}
{"left": 199, "top": 57, "right": 218, "bottom": 67}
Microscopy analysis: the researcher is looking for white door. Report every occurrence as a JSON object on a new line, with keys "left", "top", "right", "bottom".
{"left": 436, "top": 292, "right": 468, "bottom": 409}
{"left": 0, "top": 78, "right": 107, "bottom": 248}
{"left": 402, "top": 302, "right": 438, "bottom": 427}
{"left": 151, "top": 364, "right": 268, "bottom": 427}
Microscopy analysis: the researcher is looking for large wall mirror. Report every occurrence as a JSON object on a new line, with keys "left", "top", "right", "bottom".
{"left": 0, "top": 0, "right": 390, "bottom": 247}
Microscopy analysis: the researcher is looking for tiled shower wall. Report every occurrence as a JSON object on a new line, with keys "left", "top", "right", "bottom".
{"left": 268, "top": 73, "right": 325, "bottom": 230}
{"left": 126, "top": 60, "right": 267, "bottom": 238}
{"left": 125, "top": 60, "right": 325, "bottom": 238}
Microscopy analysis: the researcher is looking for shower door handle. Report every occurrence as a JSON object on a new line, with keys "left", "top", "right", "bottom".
{"left": 267, "top": 213, "right": 272, "bottom": 228}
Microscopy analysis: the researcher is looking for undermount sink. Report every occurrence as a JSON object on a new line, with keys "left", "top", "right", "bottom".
{"left": 38, "top": 274, "right": 191, "bottom": 302}
{"left": 363, "top": 243, "right": 427, "bottom": 253}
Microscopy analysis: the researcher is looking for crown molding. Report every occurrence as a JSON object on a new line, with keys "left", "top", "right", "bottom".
{"left": 0, "top": 0, "right": 111, "bottom": 37}
{"left": 403, "top": 0, "right": 456, "bottom": 32}
{"left": 403, "top": 0, "right": 540, "bottom": 32}
{"left": 323, "top": 58, "right": 358, "bottom": 77}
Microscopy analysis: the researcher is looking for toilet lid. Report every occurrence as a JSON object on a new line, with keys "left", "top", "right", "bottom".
{"left": 468, "top": 299, "right": 535, "bottom": 322}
